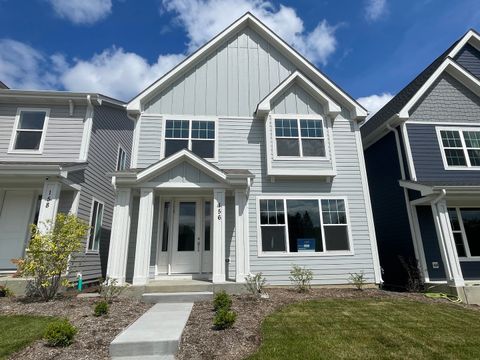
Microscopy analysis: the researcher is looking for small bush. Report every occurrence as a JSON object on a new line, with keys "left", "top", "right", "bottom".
{"left": 213, "top": 290, "right": 232, "bottom": 311}
{"left": 289, "top": 265, "right": 313, "bottom": 293}
{"left": 213, "top": 308, "right": 237, "bottom": 330}
{"left": 93, "top": 300, "right": 109, "bottom": 317}
{"left": 349, "top": 272, "right": 367, "bottom": 290}
{"left": 0, "top": 285, "right": 13, "bottom": 297}
{"left": 244, "top": 273, "right": 268, "bottom": 299}
{"left": 99, "top": 277, "right": 126, "bottom": 303}
{"left": 43, "top": 319, "right": 77, "bottom": 347}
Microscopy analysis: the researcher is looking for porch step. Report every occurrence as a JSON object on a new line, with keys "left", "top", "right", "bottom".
{"left": 142, "top": 291, "right": 213, "bottom": 303}
{"left": 110, "top": 303, "right": 192, "bottom": 358}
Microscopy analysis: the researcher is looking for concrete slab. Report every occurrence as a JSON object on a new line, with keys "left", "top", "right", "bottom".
{"left": 110, "top": 302, "right": 193, "bottom": 358}
{"left": 142, "top": 291, "right": 213, "bottom": 303}
{"left": 112, "top": 355, "right": 175, "bottom": 360}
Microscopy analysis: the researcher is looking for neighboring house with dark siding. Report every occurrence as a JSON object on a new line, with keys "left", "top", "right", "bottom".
{"left": 0, "top": 89, "right": 133, "bottom": 284}
{"left": 106, "top": 13, "right": 382, "bottom": 288}
{"left": 362, "top": 29, "right": 480, "bottom": 303}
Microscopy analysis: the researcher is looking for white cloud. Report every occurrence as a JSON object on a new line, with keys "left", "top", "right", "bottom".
{"left": 48, "top": 0, "right": 112, "bottom": 25}
{"left": 364, "top": 0, "right": 387, "bottom": 22}
{"left": 162, "top": 0, "right": 338, "bottom": 65}
{"left": 356, "top": 93, "right": 393, "bottom": 117}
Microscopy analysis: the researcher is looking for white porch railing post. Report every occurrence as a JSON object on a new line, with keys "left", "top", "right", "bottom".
{"left": 37, "top": 180, "right": 62, "bottom": 234}
{"left": 212, "top": 189, "right": 226, "bottom": 283}
{"left": 431, "top": 200, "right": 464, "bottom": 287}
{"left": 235, "top": 189, "right": 249, "bottom": 282}
{"left": 133, "top": 188, "right": 155, "bottom": 285}
{"left": 106, "top": 188, "right": 131, "bottom": 285}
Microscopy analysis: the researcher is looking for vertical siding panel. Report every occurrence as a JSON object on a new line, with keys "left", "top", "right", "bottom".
{"left": 171, "top": 78, "right": 185, "bottom": 114}
{"left": 227, "top": 38, "right": 239, "bottom": 116}
{"left": 183, "top": 69, "right": 195, "bottom": 115}
{"left": 205, "top": 53, "right": 217, "bottom": 115}
{"left": 194, "top": 60, "right": 207, "bottom": 115}
{"left": 216, "top": 46, "right": 228, "bottom": 116}
{"left": 238, "top": 45, "right": 249, "bottom": 117}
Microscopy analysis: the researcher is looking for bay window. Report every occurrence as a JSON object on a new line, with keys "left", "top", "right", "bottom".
{"left": 274, "top": 118, "right": 326, "bottom": 158}
{"left": 259, "top": 197, "right": 351, "bottom": 254}
{"left": 164, "top": 119, "right": 216, "bottom": 159}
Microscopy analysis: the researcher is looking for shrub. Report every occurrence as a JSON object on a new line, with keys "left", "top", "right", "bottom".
{"left": 289, "top": 265, "right": 313, "bottom": 293}
{"left": 0, "top": 285, "right": 13, "bottom": 297}
{"left": 43, "top": 319, "right": 77, "bottom": 347}
{"left": 399, "top": 256, "right": 424, "bottom": 292}
{"left": 213, "top": 308, "right": 237, "bottom": 330}
{"left": 20, "top": 213, "right": 89, "bottom": 301}
{"left": 94, "top": 300, "right": 109, "bottom": 317}
{"left": 213, "top": 290, "right": 232, "bottom": 311}
{"left": 99, "top": 277, "right": 126, "bottom": 303}
{"left": 244, "top": 273, "right": 268, "bottom": 299}
{"left": 348, "top": 272, "right": 367, "bottom": 290}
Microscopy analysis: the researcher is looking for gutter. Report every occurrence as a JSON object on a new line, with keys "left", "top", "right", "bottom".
{"left": 432, "top": 188, "right": 447, "bottom": 205}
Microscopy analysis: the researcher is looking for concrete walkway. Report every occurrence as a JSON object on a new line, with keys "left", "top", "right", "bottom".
{"left": 110, "top": 302, "right": 193, "bottom": 359}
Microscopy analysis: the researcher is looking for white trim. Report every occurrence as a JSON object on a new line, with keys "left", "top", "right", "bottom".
{"left": 212, "top": 189, "right": 226, "bottom": 283}
{"left": 8, "top": 107, "right": 50, "bottom": 154}
{"left": 449, "top": 206, "right": 480, "bottom": 260}
{"left": 400, "top": 122, "right": 417, "bottom": 181}
{"left": 116, "top": 144, "right": 127, "bottom": 171}
{"left": 409, "top": 204, "right": 430, "bottom": 282}
{"left": 130, "top": 113, "right": 141, "bottom": 168}
{"left": 256, "top": 71, "right": 341, "bottom": 117}
{"left": 79, "top": 96, "right": 94, "bottom": 161}
{"left": 435, "top": 126, "right": 480, "bottom": 170}
{"left": 255, "top": 195, "right": 354, "bottom": 257}
{"left": 406, "top": 120, "right": 480, "bottom": 126}
{"left": 127, "top": 13, "right": 366, "bottom": 119}
{"left": 86, "top": 197, "right": 105, "bottom": 254}
{"left": 448, "top": 29, "right": 480, "bottom": 59}
{"left": 37, "top": 181, "right": 61, "bottom": 234}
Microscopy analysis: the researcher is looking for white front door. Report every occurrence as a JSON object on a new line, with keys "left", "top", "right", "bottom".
{"left": 0, "top": 190, "right": 36, "bottom": 269}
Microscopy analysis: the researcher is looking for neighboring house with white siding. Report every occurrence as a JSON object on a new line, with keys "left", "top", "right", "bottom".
{"left": 0, "top": 89, "right": 133, "bottom": 284}
{"left": 362, "top": 29, "right": 480, "bottom": 303}
{"left": 106, "top": 13, "right": 382, "bottom": 287}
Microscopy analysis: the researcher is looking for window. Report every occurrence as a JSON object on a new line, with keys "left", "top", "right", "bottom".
{"left": 87, "top": 200, "right": 104, "bottom": 252}
{"left": 438, "top": 128, "right": 480, "bottom": 168}
{"left": 448, "top": 207, "right": 480, "bottom": 258}
{"left": 164, "top": 119, "right": 216, "bottom": 159}
{"left": 116, "top": 146, "right": 127, "bottom": 171}
{"left": 274, "top": 118, "right": 325, "bottom": 158}
{"left": 258, "top": 197, "right": 350, "bottom": 254}
{"left": 10, "top": 109, "right": 49, "bottom": 152}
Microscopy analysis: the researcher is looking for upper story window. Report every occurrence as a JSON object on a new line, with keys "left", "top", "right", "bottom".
{"left": 274, "top": 117, "right": 325, "bottom": 158}
{"left": 116, "top": 146, "right": 127, "bottom": 171}
{"left": 10, "top": 109, "right": 49, "bottom": 153}
{"left": 437, "top": 127, "right": 480, "bottom": 168}
{"left": 258, "top": 197, "right": 351, "bottom": 255}
{"left": 164, "top": 119, "right": 216, "bottom": 159}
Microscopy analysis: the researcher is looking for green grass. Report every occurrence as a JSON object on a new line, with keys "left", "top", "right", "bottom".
{"left": 248, "top": 299, "right": 480, "bottom": 360}
{"left": 0, "top": 315, "right": 56, "bottom": 359}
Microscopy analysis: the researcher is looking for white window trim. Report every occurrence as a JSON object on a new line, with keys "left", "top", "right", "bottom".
{"left": 436, "top": 126, "right": 480, "bottom": 170}
{"left": 256, "top": 195, "right": 354, "bottom": 257}
{"left": 116, "top": 144, "right": 127, "bottom": 171}
{"left": 161, "top": 115, "right": 218, "bottom": 162}
{"left": 449, "top": 206, "right": 480, "bottom": 261}
{"left": 86, "top": 198, "right": 105, "bottom": 254}
{"left": 271, "top": 114, "right": 330, "bottom": 161}
{"left": 8, "top": 107, "right": 50, "bottom": 154}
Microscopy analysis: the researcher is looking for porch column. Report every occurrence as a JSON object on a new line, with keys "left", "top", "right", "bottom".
{"left": 37, "top": 180, "right": 62, "bottom": 234}
{"left": 431, "top": 199, "right": 464, "bottom": 287}
{"left": 133, "top": 188, "right": 154, "bottom": 285}
{"left": 212, "top": 189, "right": 226, "bottom": 283}
{"left": 235, "top": 189, "right": 250, "bottom": 282}
{"left": 106, "top": 188, "right": 131, "bottom": 285}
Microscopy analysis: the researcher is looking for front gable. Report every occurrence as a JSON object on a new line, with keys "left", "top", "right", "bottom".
{"left": 149, "top": 161, "right": 219, "bottom": 185}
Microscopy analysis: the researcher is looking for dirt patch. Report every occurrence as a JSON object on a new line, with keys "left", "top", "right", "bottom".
{"left": 177, "top": 287, "right": 479, "bottom": 360}
{"left": 0, "top": 295, "right": 151, "bottom": 360}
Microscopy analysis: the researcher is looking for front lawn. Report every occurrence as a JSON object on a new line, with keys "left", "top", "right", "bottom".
{"left": 0, "top": 315, "right": 55, "bottom": 359}
{"left": 248, "top": 299, "right": 480, "bottom": 360}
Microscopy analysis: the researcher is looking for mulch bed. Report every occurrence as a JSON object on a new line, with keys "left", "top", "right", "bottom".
{"left": 0, "top": 294, "right": 151, "bottom": 360}
{"left": 177, "top": 287, "right": 479, "bottom": 360}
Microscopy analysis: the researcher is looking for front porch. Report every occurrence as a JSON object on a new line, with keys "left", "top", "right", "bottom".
{"left": 106, "top": 150, "right": 254, "bottom": 286}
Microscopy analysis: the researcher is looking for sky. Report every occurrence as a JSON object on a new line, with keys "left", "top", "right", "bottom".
{"left": 0, "top": 0, "right": 479, "bottom": 115}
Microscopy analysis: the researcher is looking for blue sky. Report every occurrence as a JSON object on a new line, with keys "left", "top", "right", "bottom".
{"left": 0, "top": 0, "right": 479, "bottom": 114}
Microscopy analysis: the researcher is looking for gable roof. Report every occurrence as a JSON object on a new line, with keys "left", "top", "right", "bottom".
{"left": 127, "top": 12, "right": 367, "bottom": 119}
{"left": 256, "top": 70, "right": 341, "bottom": 117}
{"left": 0, "top": 81, "right": 8, "bottom": 89}
{"left": 361, "top": 29, "right": 480, "bottom": 144}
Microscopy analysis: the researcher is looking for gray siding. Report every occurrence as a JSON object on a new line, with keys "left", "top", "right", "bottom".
{"left": 58, "top": 190, "right": 75, "bottom": 214}
{"left": 69, "top": 104, "right": 133, "bottom": 283}
{"left": 0, "top": 103, "right": 86, "bottom": 161}
{"left": 455, "top": 43, "right": 480, "bottom": 79}
{"left": 271, "top": 82, "right": 323, "bottom": 115}
{"left": 137, "top": 115, "right": 162, "bottom": 168}
{"left": 150, "top": 162, "right": 217, "bottom": 184}
{"left": 143, "top": 27, "right": 295, "bottom": 117}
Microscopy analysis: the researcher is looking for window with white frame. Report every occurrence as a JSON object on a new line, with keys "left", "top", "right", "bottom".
{"left": 259, "top": 197, "right": 350, "bottom": 254}
{"left": 11, "top": 109, "right": 48, "bottom": 151}
{"left": 164, "top": 119, "right": 215, "bottom": 159}
{"left": 274, "top": 118, "right": 325, "bottom": 158}
{"left": 87, "top": 200, "right": 104, "bottom": 252}
{"left": 448, "top": 207, "right": 480, "bottom": 258}
{"left": 438, "top": 128, "right": 480, "bottom": 168}
{"left": 116, "top": 146, "right": 127, "bottom": 171}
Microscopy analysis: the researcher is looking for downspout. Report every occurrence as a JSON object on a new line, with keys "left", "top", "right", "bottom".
{"left": 127, "top": 111, "right": 140, "bottom": 168}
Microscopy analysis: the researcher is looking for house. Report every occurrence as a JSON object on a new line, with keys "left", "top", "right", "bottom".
{"left": 106, "top": 13, "right": 382, "bottom": 287}
{"left": 0, "top": 89, "right": 133, "bottom": 284}
{"left": 362, "top": 29, "right": 480, "bottom": 302}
